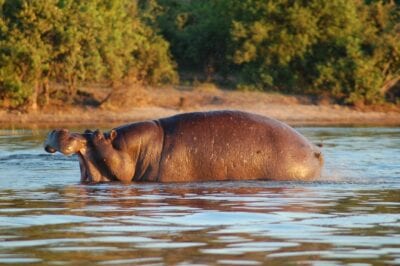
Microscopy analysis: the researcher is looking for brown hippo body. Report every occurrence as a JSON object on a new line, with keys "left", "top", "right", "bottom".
{"left": 44, "top": 110, "right": 323, "bottom": 183}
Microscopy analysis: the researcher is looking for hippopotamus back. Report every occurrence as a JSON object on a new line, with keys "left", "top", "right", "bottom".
{"left": 157, "top": 110, "right": 322, "bottom": 182}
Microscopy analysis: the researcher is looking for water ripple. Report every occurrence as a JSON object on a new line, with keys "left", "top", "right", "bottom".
{"left": 0, "top": 127, "right": 399, "bottom": 265}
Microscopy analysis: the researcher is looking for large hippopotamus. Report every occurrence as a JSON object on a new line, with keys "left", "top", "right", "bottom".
{"left": 44, "top": 110, "right": 323, "bottom": 183}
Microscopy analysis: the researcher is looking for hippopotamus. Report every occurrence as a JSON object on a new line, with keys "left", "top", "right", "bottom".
{"left": 44, "top": 110, "right": 323, "bottom": 183}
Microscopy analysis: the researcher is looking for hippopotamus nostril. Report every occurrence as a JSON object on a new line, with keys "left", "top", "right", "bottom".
{"left": 45, "top": 145, "right": 57, "bottom": 153}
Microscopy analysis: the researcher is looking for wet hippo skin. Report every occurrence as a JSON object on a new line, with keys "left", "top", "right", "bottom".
{"left": 44, "top": 110, "right": 323, "bottom": 183}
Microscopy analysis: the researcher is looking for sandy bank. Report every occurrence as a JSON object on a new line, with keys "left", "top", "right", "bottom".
{"left": 1, "top": 86, "right": 399, "bottom": 129}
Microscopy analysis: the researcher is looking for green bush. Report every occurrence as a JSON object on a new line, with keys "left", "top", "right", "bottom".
{"left": 158, "top": 0, "right": 400, "bottom": 105}
{"left": 157, "top": 0, "right": 233, "bottom": 78}
{"left": 0, "top": 0, "right": 177, "bottom": 108}
{"left": 229, "top": 0, "right": 400, "bottom": 104}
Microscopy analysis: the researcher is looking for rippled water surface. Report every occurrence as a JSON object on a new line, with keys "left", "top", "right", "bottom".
{"left": 0, "top": 127, "right": 399, "bottom": 265}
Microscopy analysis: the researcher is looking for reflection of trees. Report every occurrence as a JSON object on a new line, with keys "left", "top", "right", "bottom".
{"left": 0, "top": 130, "right": 46, "bottom": 151}
{"left": 326, "top": 189, "right": 400, "bottom": 215}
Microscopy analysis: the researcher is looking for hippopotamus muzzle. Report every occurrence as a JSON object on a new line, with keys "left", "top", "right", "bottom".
{"left": 44, "top": 129, "right": 87, "bottom": 156}
{"left": 44, "top": 145, "right": 57, "bottom": 153}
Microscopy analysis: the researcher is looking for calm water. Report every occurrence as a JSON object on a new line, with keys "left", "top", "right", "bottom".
{"left": 0, "top": 127, "right": 399, "bottom": 265}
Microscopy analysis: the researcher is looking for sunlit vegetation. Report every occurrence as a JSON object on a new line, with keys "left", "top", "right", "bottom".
{"left": 0, "top": 0, "right": 177, "bottom": 109}
{"left": 0, "top": 0, "right": 399, "bottom": 109}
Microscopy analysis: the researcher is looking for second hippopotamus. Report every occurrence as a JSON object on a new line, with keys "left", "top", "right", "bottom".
{"left": 44, "top": 110, "right": 324, "bottom": 183}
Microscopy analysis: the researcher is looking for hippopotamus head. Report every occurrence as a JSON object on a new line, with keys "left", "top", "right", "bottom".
{"left": 44, "top": 129, "right": 87, "bottom": 155}
{"left": 44, "top": 129, "right": 113, "bottom": 183}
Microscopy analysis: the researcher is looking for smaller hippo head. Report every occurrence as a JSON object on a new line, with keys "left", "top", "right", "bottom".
{"left": 44, "top": 129, "right": 87, "bottom": 155}
{"left": 44, "top": 128, "right": 113, "bottom": 183}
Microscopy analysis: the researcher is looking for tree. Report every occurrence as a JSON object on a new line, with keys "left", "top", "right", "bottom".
{"left": 0, "top": 0, "right": 178, "bottom": 109}
{"left": 0, "top": 0, "right": 60, "bottom": 109}
{"left": 361, "top": 1, "right": 400, "bottom": 103}
{"left": 229, "top": 0, "right": 400, "bottom": 104}
{"left": 157, "top": 0, "right": 232, "bottom": 79}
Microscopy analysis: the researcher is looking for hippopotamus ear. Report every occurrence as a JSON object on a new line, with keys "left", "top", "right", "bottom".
{"left": 93, "top": 129, "right": 104, "bottom": 140}
{"left": 109, "top": 129, "right": 117, "bottom": 140}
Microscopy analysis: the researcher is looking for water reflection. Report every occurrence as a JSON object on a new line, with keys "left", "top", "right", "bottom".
{"left": 0, "top": 184, "right": 399, "bottom": 265}
{"left": 0, "top": 127, "right": 399, "bottom": 265}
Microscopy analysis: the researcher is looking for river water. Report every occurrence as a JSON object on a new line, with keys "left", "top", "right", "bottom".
{"left": 0, "top": 127, "right": 399, "bottom": 265}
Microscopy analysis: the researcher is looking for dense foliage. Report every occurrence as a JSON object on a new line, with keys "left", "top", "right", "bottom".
{"left": 158, "top": 0, "right": 400, "bottom": 105}
{"left": 0, "top": 0, "right": 177, "bottom": 108}
{"left": 157, "top": 0, "right": 232, "bottom": 78}
{"left": 0, "top": 0, "right": 399, "bottom": 108}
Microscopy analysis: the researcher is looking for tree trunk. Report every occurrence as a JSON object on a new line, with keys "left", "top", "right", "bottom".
{"left": 29, "top": 80, "right": 39, "bottom": 111}
{"left": 205, "top": 58, "right": 215, "bottom": 82}
{"left": 380, "top": 76, "right": 400, "bottom": 95}
{"left": 67, "top": 74, "right": 78, "bottom": 101}
{"left": 42, "top": 78, "right": 49, "bottom": 106}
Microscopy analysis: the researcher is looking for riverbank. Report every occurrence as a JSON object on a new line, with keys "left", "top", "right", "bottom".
{"left": 1, "top": 85, "right": 399, "bottom": 129}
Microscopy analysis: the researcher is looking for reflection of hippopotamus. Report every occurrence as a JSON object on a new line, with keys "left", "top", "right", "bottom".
{"left": 44, "top": 110, "right": 323, "bottom": 183}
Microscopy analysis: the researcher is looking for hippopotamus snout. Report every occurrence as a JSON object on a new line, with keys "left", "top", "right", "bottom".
{"left": 43, "top": 129, "right": 87, "bottom": 155}
{"left": 44, "top": 130, "right": 57, "bottom": 153}
{"left": 44, "top": 145, "right": 57, "bottom": 153}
